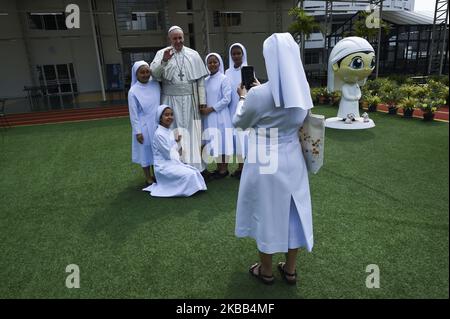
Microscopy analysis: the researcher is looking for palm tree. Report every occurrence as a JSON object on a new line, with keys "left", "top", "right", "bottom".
{"left": 353, "top": 11, "right": 390, "bottom": 43}
{"left": 288, "top": 7, "right": 321, "bottom": 62}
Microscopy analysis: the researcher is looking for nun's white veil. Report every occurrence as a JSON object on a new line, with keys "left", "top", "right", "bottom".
{"left": 131, "top": 60, "right": 150, "bottom": 86}
{"left": 155, "top": 104, "right": 173, "bottom": 126}
{"left": 228, "top": 43, "right": 248, "bottom": 69}
{"left": 262, "top": 33, "right": 313, "bottom": 110}
{"left": 205, "top": 53, "right": 225, "bottom": 75}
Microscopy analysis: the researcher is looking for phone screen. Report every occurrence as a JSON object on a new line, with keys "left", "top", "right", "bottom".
{"left": 241, "top": 66, "right": 254, "bottom": 90}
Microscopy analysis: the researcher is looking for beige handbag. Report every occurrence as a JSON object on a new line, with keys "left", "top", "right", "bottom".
{"left": 299, "top": 111, "right": 325, "bottom": 174}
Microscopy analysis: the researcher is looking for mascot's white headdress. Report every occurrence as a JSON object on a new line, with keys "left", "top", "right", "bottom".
{"left": 327, "top": 36, "right": 374, "bottom": 92}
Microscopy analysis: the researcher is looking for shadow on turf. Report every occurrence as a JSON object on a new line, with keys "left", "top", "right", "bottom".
{"left": 325, "top": 127, "right": 375, "bottom": 142}
{"left": 223, "top": 269, "right": 304, "bottom": 299}
{"left": 84, "top": 177, "right": 239, "bottom": 245}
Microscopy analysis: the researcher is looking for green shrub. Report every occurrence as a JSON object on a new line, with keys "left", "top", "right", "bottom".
{"left": 398, "top": 97, "right": 418, "bottom": 111}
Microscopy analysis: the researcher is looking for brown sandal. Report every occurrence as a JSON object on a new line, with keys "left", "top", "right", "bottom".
{"left": 278, "top": 262, "right": 297, "bottom": 285}
{"left": 249, "top": 263, "right": 274, "bottom": 285}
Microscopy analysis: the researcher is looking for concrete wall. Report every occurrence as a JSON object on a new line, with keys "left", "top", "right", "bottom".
{"left": 0, "top": 0, "right": 104, "bottom": 101}
{"left": 0, "top": 0, "right": 33, "bottom": 99}
{"left": 0, "top": 0, "right": 297, "bottom": 113}
{"left": 191, "top": 0, "right": 297, "bottom": 80}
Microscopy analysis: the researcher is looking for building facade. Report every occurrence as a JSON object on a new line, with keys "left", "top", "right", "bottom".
{"left": 0, "top": 0, "right": 296, "bottom": 113}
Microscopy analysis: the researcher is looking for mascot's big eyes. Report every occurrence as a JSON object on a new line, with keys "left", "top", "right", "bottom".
{"left": 370, "top": 56, "right": 376, "bottom": 69}
{"left": 349, "top": 57, "right": 364, "bottom": 69}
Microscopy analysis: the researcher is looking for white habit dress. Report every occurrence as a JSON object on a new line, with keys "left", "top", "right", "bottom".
{"left": 128, "top": 61, "right": 161, "bottom": 167}
{"left": 143, "top": 105, "right": 207, "bottom": 197}
{"left": 233, "top": 33, "right": 314, "bottom": 254}
{"left": 225, "top": 43, "right": 249, "bottom": 157}
{"left": 203, "top": 53, "right": 233, "bottom": 158}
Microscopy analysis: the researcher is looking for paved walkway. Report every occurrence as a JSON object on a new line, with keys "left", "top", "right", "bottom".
{"left": 2, "top": 105, "right": 129, "bottom": 127}
{"left": 1, "top": 104, "right": 448, "bottom": 127}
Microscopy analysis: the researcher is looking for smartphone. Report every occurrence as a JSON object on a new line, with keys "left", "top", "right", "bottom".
{"left": 241, "top": 66, "right": 255, "bottom": 90}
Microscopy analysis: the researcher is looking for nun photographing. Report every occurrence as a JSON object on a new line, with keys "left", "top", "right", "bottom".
{"left": 233, "top": 33, "right": 314, "bottom": 285}
{"left": 143, "top": 105, "right": 207, "bottom": 197}
{"left": 128, "top": 60, "right": 161, "bottom": 186}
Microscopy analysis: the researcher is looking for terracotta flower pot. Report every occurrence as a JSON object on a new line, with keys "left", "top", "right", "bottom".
{"left": 319, "top": 96, "right": 327, "bottom": 104}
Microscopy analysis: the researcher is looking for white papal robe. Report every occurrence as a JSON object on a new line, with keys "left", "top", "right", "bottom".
{"left": 233, "top": 82, "right": 314, "bottom": 254}
{"left": 143, "top": 125, "right": 207, "bottom": 197}
{"left": 151, "top": 46, "right": 209, "bottom": 171}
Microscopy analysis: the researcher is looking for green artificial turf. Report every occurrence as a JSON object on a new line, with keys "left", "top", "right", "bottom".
{"left": 0, "top": 105, "right": 448, "bottom": 299}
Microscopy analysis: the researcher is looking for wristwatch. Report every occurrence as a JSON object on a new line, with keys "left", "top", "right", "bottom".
{"left": 239, "top": 95, "right": 246, "bottom": 100}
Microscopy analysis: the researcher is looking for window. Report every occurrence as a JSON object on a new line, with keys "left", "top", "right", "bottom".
{"left": 36, "top": 63, "right": 77, "bottom": 94}
{"left": 188, "top": 23, "right": 196, "bottom": 50}
{"left": 331, "top": 23, "right": 341, "bottom": 33}
{"left": 28, "top": 13, "right": 67, "bottom": 30}
{"left": 130, "top": 52, "right": 156, "bottom": 64}
{"left": 305, "top": 51, "right": 320, "bottom": 65}
{"left": 418, "top": 41, "right": 429, "bottom": 59}
{"left": 213, "top": 11, "right": 242, "bottom": 27}
{"left": 128, "top": 12, "right": 159, "bottom": 31}
{"left": 186, "top": 0, "right": 193, "bottom": 10}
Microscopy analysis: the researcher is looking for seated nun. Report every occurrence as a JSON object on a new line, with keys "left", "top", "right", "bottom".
{"left": 143, "top": 105, "right": 207, "bottom": 197}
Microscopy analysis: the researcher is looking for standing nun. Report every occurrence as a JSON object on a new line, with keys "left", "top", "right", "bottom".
{"left": 233, "top": 33, "right": 314, "bottom": 285}
{"left": 225, "top": 43, "right": 250, "bottom": 179}
{"left": 200, "top": 53, "right": 233, "bottom": 178}
{"left": 128, "top": 60, "right": 161, "bottom": 186}
{"left": 143, "top": 105, "right": 207, "bottom": 197}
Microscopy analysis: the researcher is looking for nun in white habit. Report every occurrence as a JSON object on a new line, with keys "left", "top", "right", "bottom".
{"left": 143, "top": 105, "right": 207, "bottom": 197}
{"left": 128, "top": 60, "right": 161, "bottom": 186}
{"left": 233, "top": 33, "right": 314, "bottom": 285}
{"left": 201, "top": 53, "right": 233, "bottom": 177}
{"left": 225, "top": 43, "right": 250, "bottom": 178}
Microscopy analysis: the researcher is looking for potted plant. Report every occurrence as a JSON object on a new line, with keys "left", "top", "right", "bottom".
{"left": 360, "top": 86, "right": 372, "bottom": 109}
{"left": 399, "top": 83, "right": 417, "bottom": 99}
{"left": 418, "top": 98, "right": 440, "bottom": 121}
{"left": 365, "top": 77, "right": 388, "bottom": 97}
{"left": 398, "top": 97, "right": 418, "bottom": 118}
{"left": 418, "top": 80, "right": 448, "bottom": 121}
{"left": 330, "top": 90, "right": 341, "bottom": 106}
{"left": 379, "top": 79, "right": 400, "bottom": 114}
{"left": 310, "top": 87, "right": 320, "bottom": 104}
{"left": 366, "top": 94, "right": 381, "bottom": 112}
{"left": 426, "top": 79, "right": 449, "bottom": 107}
{"left": 318, "top": 87, "right": 329, "bottom": 104}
